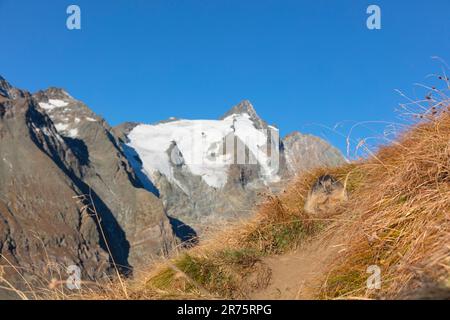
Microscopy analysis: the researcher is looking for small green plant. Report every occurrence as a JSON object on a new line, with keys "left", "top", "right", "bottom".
{"left": 321, "top": 269, "right": 367, "bottom": 298}
{"left": 150, "top": 267, "right": 177, "bottom": 289}
{"left": 243, "top": 217, "right": 322, "bottom": 255}
{"left": 175, "top": 254, "right": 236, "bottom": 296}
{"left": 218, "top": 248, "right": 261, "bottom": 267}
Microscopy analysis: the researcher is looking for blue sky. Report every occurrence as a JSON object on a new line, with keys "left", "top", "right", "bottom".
{"left": 1, "top": 0, "right": 449, "bottom": 156}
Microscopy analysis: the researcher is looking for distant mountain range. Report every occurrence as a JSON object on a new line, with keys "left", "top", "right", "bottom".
{"left": 0, "top": 75, "right": 344, "bottom": 297}
{"left": 115, "top": 99, "right": 345, "bottom": 236}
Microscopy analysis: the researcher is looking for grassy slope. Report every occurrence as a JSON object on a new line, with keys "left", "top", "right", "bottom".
{"left": 80, "top": 95, "right": 450, "bottom": 300}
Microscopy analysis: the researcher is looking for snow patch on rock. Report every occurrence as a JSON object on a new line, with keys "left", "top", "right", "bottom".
{"left": 38, "top": 99, "right": 69, "bottom": 110}
{"left": 55, "top": 123, "right": 69, "bottom": 131}
{"left": 68, "top": 128, "right": 79, "bottom": 138}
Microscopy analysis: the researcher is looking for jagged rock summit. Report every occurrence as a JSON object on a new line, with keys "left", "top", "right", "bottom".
{"left": 220, "top": 99, "right": 268, "bottom": 129}
{"left": 32, "top": 86, "right": 176, "bottom": 266}
{"left": 0, "top": 76, "right": 176, "bottom": 298}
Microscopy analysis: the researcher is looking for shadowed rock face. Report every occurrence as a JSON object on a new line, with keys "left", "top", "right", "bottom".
{"left": 32, "top": 88, "right": 176, "bottom": 267}
{"left": 0, "top": 77, "right": 177, "bottom": 296}
{"left": 0, "top": 92, "right": 110, "bottom": 298}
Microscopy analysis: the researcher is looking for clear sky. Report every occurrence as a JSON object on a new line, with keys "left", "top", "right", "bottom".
{"left": 1, "top": 0, "right": 449, "bottom": 156}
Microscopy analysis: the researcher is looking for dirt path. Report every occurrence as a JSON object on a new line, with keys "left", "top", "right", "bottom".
{"left": 250, "top": 230, "right": 346, "bottom": 300}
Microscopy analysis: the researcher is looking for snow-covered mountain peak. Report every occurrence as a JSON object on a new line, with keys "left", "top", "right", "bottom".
{"left": 119, "top": 100, "right": 345, "bottom": 232}
{"left": 127, "top": 108, "right": 280, "bottom": 190}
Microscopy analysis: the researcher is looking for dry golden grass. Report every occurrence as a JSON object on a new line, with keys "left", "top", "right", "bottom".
{"left": 320, "top": 105, "right": 450, "bottom": 299}
{"left": 123, "top": 79, "right": 449, "bottom": 300}
{"left": 57, "top": 87, "right": 450, "bottom": 299}
{"left": 2, "top": 76, "right": 449, "bottom": 300}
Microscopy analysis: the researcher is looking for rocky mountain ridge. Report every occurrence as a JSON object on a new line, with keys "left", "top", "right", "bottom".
{"left": 0, "top": 75, "right": 345, "bottom": 297}
{"left": 0, "top": 77, "right": 176, "bottom": 297}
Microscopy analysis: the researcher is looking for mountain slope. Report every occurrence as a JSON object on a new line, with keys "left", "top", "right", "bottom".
{"left": 32, "top": 89, "right": 176, "bottom": 267}
{"left": 254, "top": 103, "right": 450, "bottom": 299}
{"left": 95, "top": 91, "right": 449, "bottom": 300}
{"left": 0, "top": 86, "right": 110, "bottom": 298}
{"left": 0, "top": 76, "right": 179, "bottom": 297}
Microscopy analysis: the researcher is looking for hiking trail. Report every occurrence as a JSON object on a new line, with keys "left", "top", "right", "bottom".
{"left": 250, "top": 229, "right": 346, "bottom": 300}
